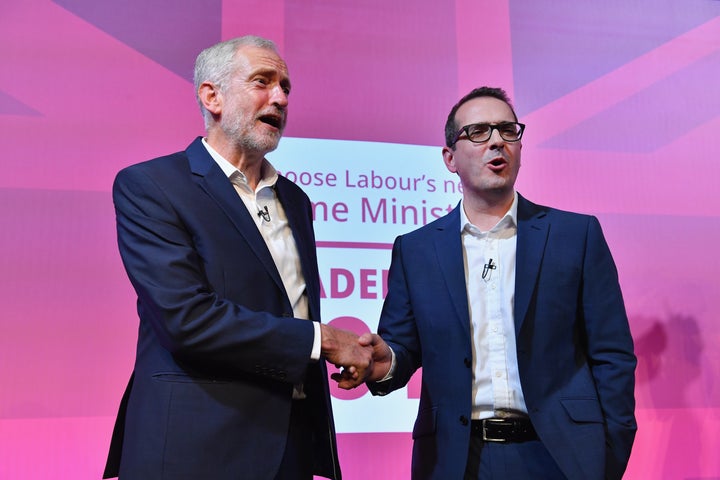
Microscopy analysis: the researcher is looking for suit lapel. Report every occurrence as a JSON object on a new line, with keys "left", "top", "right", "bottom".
{"left": 432, "top": 204, "right": 471, "bottom": 338}
{"left": 514, "top": 195, "right": 549, "bottom": 333}
{"left": 185, "top": 138, "right": 287, "bottom": 295}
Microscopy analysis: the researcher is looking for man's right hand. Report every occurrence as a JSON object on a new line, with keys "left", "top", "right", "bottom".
{"left": 320, "top": 324, "right": 373, "bottom": 388}
{"left": 329, "top": 332, "right": 393, "bottom": 389}
{"left": 358, "top": 333, "right": 393, "bottom": 383}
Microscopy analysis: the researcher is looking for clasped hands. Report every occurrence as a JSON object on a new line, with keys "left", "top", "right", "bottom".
{"left": 320, "top": 324, "right": 392, "bottom": 390}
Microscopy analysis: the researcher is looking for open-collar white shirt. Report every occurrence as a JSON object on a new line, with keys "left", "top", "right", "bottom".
{"left": 202, "top": 139, "right": 321, "bottom": 366}
{"left": 460, "top": 191, "right": 528, "bottom": 419}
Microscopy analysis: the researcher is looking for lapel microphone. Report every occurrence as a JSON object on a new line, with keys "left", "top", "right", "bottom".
{"left": 482, "top": 258, "right": 496, "bottom": 280}
{"left": 257, "top": 206, "right": 271, "bottom": 222}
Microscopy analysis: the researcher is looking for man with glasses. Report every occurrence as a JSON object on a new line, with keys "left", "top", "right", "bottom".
{"left": 334, "top": 87, "right": 637, "bottom": 479}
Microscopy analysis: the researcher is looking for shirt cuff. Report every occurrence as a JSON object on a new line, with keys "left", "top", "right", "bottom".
{"left": 378, "top": 346, "right": 396, "bottom": 382}
{"left": 310, "top": 321, "right": 321, "bottom": 361}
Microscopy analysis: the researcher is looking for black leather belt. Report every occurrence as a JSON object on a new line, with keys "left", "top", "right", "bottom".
{"left": 471, "top": 417, "right": 538, "bottom": 443}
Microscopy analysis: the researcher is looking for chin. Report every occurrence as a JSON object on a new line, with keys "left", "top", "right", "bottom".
{"left": 241, "top": 133, "right": 281, "bottom": 153}
{"left": 264, "top": 136, "right": 281, "bottom": 152}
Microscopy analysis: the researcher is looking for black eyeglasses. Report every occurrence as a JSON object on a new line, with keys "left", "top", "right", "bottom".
{"left": 452, "top": 122, "right": 525, "bottom": 146}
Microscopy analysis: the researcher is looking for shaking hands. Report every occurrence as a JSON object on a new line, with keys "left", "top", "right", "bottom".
{"left": 320, "top": 324, "right": 393, "bottom": 390}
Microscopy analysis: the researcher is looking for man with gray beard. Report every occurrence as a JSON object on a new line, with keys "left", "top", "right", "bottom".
{"left": 104, "top": 36, "right": 369, "bottom": 480}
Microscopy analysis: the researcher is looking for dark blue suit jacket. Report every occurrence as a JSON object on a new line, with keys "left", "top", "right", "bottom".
{"left": 369, "top": 195, "right": 636, "bottom": 480}
{"left": 103, "top": 137, "right": 340, "bottom": 479}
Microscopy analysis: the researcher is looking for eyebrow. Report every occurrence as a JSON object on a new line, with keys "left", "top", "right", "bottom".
{"left": 249, "top": 67, "right": 291, "bottom": 87}
{"left": 467, "top": 121, "right": 517, "bottom": 125}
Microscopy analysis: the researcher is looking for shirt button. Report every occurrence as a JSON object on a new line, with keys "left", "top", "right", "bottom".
{"left": 495, "top": 371, "right": 503, "bottom": 378}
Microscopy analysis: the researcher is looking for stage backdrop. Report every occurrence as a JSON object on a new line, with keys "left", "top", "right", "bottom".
{"left": 1, "top": 1, "right": 719, "bottom": 478}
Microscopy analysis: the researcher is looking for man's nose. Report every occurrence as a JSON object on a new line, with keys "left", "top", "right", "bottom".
{"left": 270, "top": 85, "right": 289, "bottom": 107}
{"left": 487, "top": 127, "right": 506, "bottom": 148}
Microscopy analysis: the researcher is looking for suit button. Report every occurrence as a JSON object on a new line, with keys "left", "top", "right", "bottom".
{"left": 464, "top": 357, "right": 472, "bottom": 368}
{"left": 459, "top": 415, "right": 469, "bottom": 426}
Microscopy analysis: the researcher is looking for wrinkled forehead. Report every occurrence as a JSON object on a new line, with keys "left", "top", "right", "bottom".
{"left": 234, "top": 45, "right": 290, "bottom": 79}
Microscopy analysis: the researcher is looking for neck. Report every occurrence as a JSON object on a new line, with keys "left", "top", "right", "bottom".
{"left": 463, "top": 191, "right": 514, "bottom": 231}
{"left": 206, "top": 131, "right": 265, "bottom": 189}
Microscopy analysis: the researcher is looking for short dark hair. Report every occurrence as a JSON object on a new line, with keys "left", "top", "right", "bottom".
{"left": 444, "top": 87, "right": 518, "bottom": 148}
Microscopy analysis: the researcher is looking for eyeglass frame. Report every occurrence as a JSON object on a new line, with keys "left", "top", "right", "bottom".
{"left": 451, "top": 122, "right": 526, "bottom": 147}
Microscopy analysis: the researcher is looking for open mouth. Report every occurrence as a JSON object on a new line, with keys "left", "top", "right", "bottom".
{"left": 488, "top": 157, "right": 507, "bottom": 167}
{"left": 259, "top": 114, "right": 283, "bottom": 130}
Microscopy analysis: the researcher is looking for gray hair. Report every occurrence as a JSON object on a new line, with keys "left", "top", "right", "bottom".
{"left": 193, "top": 36, "right": 279, "bottom": 128}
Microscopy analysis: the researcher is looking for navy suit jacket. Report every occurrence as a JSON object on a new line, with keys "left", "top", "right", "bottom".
{"left": 369, "top": 195, "right": 636, "bottom": 480}
{"left": 103, "top": 137, "right": 340, "bottom": 479}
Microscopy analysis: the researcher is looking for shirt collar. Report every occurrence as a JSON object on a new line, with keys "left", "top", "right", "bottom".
{"left": 201, "top": 137, "right": 279, "bottom": 190}
{"left": 460, "top": 191, "right": 518, "bottom": 234}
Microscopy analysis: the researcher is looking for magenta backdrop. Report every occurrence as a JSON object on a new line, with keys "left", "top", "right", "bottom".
{"left": 1, "top": 1, "right": 719, "bottom": 479}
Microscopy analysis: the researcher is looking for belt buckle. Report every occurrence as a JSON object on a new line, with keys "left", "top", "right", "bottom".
{"left": 482, "top": 418, "right": 511, "bottom": 443}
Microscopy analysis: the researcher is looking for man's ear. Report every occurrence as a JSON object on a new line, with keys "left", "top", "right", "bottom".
{"left": 442, "top": 146, "right": 457, "bottom": 174}
{"left": 198, "top": 82, "right": 222, "bottom": 115}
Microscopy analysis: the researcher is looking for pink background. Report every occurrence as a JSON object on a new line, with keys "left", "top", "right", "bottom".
{"left": 1, "top": 0, "right": 719, "bottom": 478}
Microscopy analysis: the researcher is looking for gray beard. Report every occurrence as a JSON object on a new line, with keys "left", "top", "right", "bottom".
{"left": 222, "top": 117, "right": 282, "bottom": 155}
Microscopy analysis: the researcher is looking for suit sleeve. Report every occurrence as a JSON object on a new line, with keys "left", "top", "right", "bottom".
{"left": 113, "top": 166, "right": 315, "bottom": 384}
{"left": 368, "top": 235, "right": 423, "bottom": 395}
{"left": 582, "top": 216, "right": 637, "bottom": 479}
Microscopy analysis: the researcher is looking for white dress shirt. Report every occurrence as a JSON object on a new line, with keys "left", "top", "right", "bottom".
{"left": 201, "top": 139, "right": 321, "bottom": 366}
{"left": 460, "top": 192, "right": 528, "bottom": 419}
